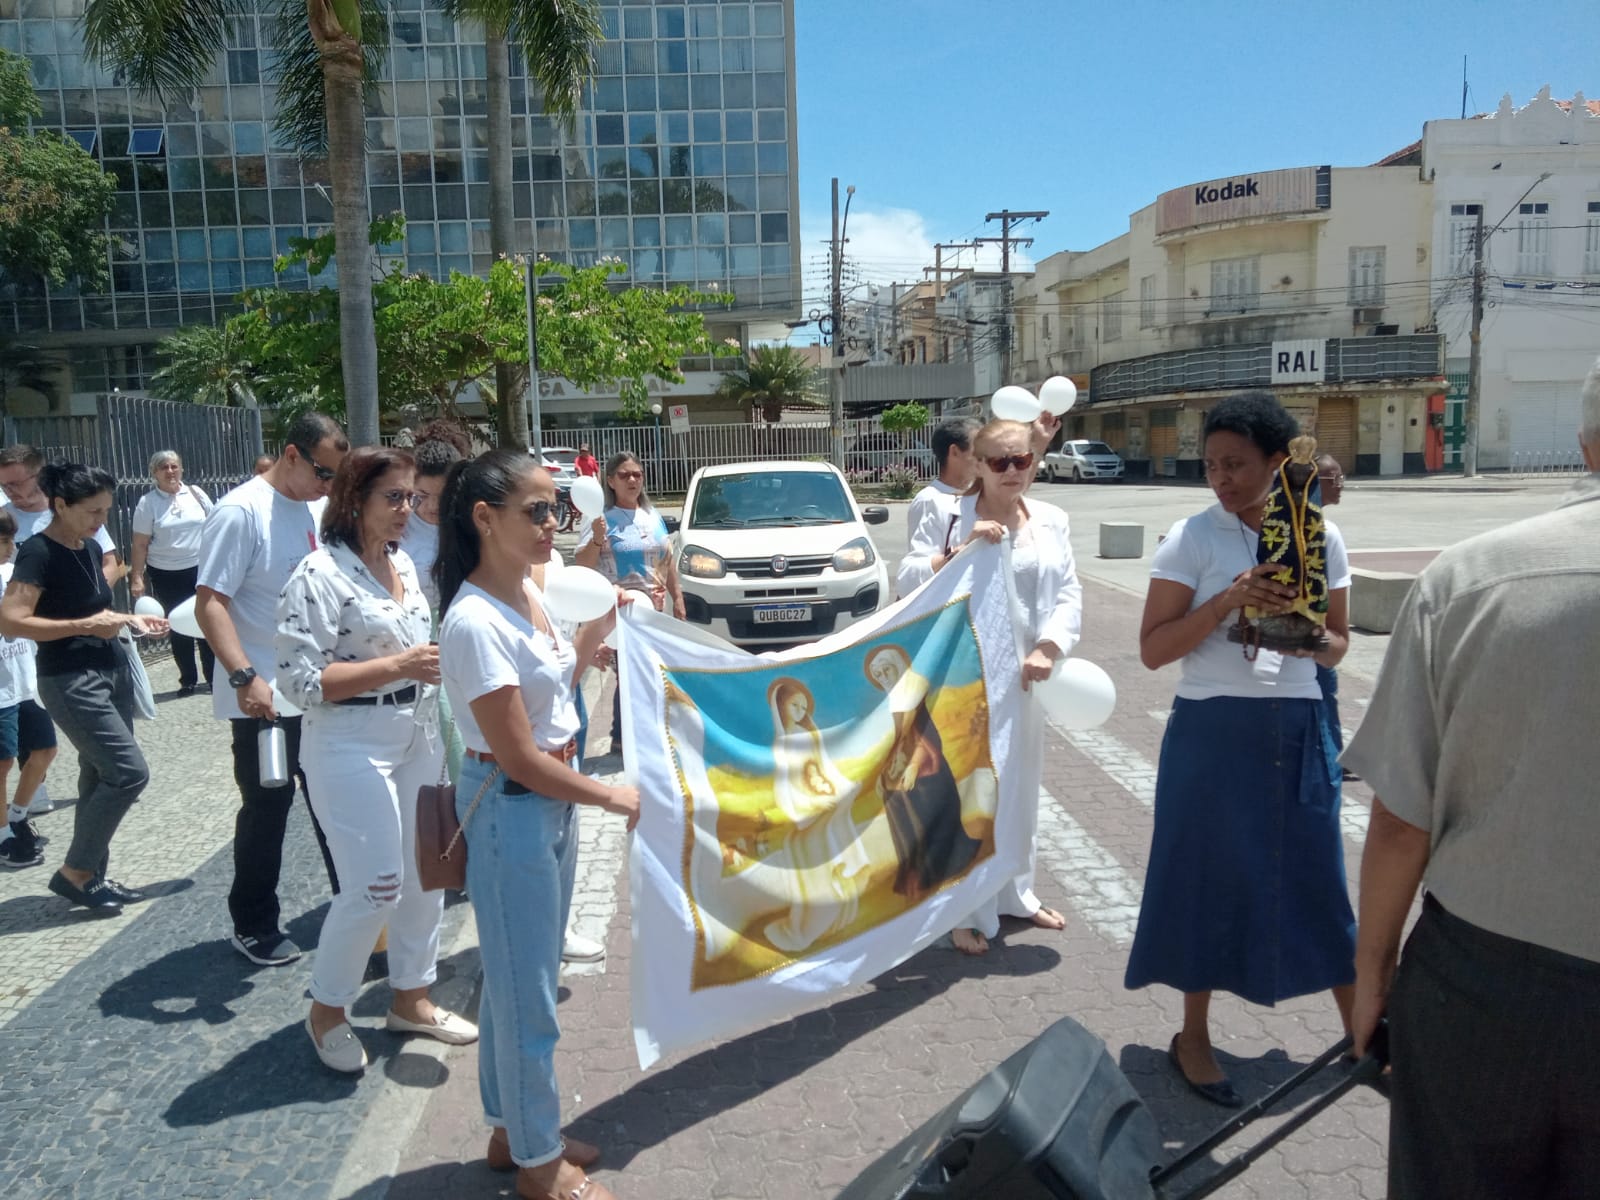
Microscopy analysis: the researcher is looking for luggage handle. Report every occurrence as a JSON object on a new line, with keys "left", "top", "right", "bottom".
{"left": 1152, "top": 1022, "right": 1389, "bottom": 1199}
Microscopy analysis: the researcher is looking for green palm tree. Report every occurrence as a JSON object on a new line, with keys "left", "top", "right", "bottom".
{"left": 149, "top": 323, "right": 260, "bottom": 408}
{"left": 441, "top": 0, "right": 602, "bottom": 449}
{"left": 83, "top": 0, "right": 385, "bottom": 444}
{"left": 718, "top": 345, "right": 824, "bottom": 425}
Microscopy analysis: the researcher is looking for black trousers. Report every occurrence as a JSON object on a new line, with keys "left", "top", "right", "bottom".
{"left": 146, "top": 564, "right": 215, "bottom": 688}
{"left": 227, "top": 717, "right": 339, "bottom": 940}
{"left": 1388, "top": 895, "right": 1600, "bottom": 1199}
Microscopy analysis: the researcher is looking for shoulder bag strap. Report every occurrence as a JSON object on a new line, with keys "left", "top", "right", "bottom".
{"left": 942, "top": 511, "right": 959, "bottom": 556}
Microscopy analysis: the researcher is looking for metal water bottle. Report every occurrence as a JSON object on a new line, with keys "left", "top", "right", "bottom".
{"left": 257, "top": 720, "right": 289, "bottom": 788}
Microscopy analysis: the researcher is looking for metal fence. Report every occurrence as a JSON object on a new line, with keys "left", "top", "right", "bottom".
{"left": 4, "top": 394, "right": 264, "bottom": 598}
{"left": 1507, "top": 448, "right": 1587, "bottom": 476}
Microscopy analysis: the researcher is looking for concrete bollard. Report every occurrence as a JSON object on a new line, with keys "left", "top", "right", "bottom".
{"left": 1098, "top": 522, "right": 1145, "bottom": 559}
{"left": 1348, "top": 568, "right": 1418, "bottom": 633}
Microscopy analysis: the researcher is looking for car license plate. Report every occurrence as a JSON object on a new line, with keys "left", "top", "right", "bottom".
{"left": 753, "top": 604, "right": 810, "bottom": 625}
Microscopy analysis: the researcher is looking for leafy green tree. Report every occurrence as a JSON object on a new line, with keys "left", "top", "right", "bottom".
{"left": 717, "top": 344, "right": 824, "bottom": 424}
{"left": 83, "top": 0, "right": 387, "bottom": 445}
{"left": 441, "top": 0, "right": 603, "bottom": 448}
{"left": 0, "top": 49, "right": 116, "bottom": 290}
{"left": 879, "top": 402, "right": 932, "bottom": 435}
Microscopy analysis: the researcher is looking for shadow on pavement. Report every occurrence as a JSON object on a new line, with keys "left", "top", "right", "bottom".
{"left": 99, "top": 935, "right": 258, "bottom": 1026}
{"left": 0, "top": 876, "right": 193, "bottom": 934}
{"left": 338, "top": 1161, "right": 507, "bottom": 1200}
{"left": 568, "top": 940, "right": 1063, "bottom": 1169}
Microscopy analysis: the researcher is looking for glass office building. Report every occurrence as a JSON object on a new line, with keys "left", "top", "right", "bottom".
{"left": 0, "top": 0, "right": 800, "bottom": 406}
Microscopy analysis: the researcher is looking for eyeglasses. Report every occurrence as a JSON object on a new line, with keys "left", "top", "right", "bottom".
{"left": 982, "top": 452, "right": 1035, "bottom": 475}
{"left": 489, "top": 499, "right": 556, "bottom": 525}
{"left": 0, "top": 471, "right": 39, "bottom": 494}
{"left": 379, "top": 489, "right": 422, "bottom": 511}
{"left": 1317, "top": 473, "right": 1345, "bottom": 485}
{"left": 613, "top": 469, "right": 644, "bottom": 482}
{"left": 291, "top": 444, "right": 337, "bottom": 482}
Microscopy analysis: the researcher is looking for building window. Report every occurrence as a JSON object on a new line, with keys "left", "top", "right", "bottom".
{"left": 128, "top": 128, "right": 166, "bottom": 157}
{"left": 1516, "top": 201, "right": 1550, "bottom": 277}
{"left": 1348, "top": 246, "right": 1385, "bottom": 305}
{"left": 1101, "top": 289, "right": 1125, "bottom": 342}
{"left": 1586, "top": 202, "right": 1600, "bottom": 276}
{"left": 1139, "top": 274, "right": 1157, "bottom": 328}
{"left": 1209, "top": 255, "right": 1259, "bottom": 313}
{"left": 1449, "top": 202, "right": 1482, "bottom": 270}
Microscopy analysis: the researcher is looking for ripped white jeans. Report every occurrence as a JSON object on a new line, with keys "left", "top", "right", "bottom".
{"left": 302, "top": 701, "right": 446, "bottom": 1009}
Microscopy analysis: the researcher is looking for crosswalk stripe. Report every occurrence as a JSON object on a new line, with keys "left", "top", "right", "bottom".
{"left": 1035, "top": 787, "right": 1142, "bottom": 945}
{"left": 1057, "top": 728, "right": 1158, "bottom": 809}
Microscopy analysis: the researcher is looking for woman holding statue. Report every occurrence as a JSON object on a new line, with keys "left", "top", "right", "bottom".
{"left": 1126, "top": 391, "right": 1355, "bottom": 1109}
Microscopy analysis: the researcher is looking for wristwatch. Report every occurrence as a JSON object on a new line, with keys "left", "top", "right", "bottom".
{"left": 228, "top": 666, "right": 258, "bottom": 689}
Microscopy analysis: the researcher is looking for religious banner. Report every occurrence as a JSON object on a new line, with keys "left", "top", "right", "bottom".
{"left": 619, "top": 542, "right": 1031, "bottom": 1067}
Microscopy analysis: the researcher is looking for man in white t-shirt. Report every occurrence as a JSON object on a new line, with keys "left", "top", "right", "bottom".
{"left": 196, "top": 413, "right": 348, "bottom": 967}
{"left": 0, "top": 443, "right": 118, "bottom": 579}
{"left": 905, "top": 417, "right": 980, "bottom": 545}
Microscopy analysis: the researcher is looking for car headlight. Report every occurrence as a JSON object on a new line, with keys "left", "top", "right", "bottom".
{"left": 679, "top": 544, "right": 726, "bottom": 579}
{"left": 832, "top": 537, "right": 876, "bottom": 572}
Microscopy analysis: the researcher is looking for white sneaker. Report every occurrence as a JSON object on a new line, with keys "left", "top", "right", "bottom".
{"left": 306, "top": 1016, "right": 368, "bottom": 1073}
{"left": 27, "top": 784, "right": 54, "bottom": 816}
{"left": 562, "top": 931, "right": 606, "bottom": 963}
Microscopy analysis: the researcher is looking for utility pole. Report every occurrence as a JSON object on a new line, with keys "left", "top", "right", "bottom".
{"left": 923, "top": 241, "right": 978, "bottom": 300}
{"left": 1463, "top": 207, "right": 1485, "bottom": 477}
{"left": 978, "top": 209, "right": 1048, "bottom": 388}
{"left": 829, "top": 178, "right": 854, "bottom": 469}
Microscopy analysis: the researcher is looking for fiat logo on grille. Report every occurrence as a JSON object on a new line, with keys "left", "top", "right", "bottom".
{"left": 770, "top": 554, "right": 789, "bottom": 576}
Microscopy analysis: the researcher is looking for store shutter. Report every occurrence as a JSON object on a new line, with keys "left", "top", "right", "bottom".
{"left": 1148, "top": 410, "right": 1178, "bottom": 475}
{"left": 1315, "top": 398, "right": 1356, "bottom": 473}
{"left": 1509, "top": 383, "right": 1580, "bottom": 466}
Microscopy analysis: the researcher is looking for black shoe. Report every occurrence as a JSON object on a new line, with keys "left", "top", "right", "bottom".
{"left": 1341, "top": 767, "right": 1361, "bottom": 782}
{"left": 96, "top": 877, "right": 147, "bottom": 905}
{"left": 1, "top": 821, "right": 44, "bottom": 869}
{"left": 177, "top": 683, "right": 197, "bottom": 697}
{"left": 47, "top": 870, "right": 123, "bottom": 914}
{"left": 231, "top": 931, "right": 303, "bottom": 966}
{"left": 1168, "top": 1035, "right": 1242, "bottom": 1108}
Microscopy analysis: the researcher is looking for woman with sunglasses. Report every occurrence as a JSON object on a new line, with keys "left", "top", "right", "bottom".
{"left": 573, "top": 450, "right": 683, "bottom": 759}
{"left": 900, "top": 418, "right": 1082, "bottom": 956}
{"left": 437, "top": 450, "right": 637, "bottom": 1200}
{"left": 276, "top": 447, "right": 476, "bottom": 1074}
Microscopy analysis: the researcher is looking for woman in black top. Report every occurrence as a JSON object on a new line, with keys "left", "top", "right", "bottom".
{"left": 0, "top": 462, "right": 168, "bottom": 914}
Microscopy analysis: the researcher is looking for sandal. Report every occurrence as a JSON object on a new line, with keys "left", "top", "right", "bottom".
{"left": 1031, "top": 906, "right": 1066, "bottom": 931}
{"left": 516, "top": 1163, "right": 617, "bottom": 1200}
{"left": 951, "top": 927, "right": 989, "bottom": 956}
{"left": 489, "top": 1128, "right": 601, "bottom": 1172}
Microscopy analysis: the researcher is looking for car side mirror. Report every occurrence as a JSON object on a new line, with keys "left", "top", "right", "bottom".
{"left": 861, "top": 505, "right": 889, "bottom": 525}
{"left": 663, "top": 515, "right": 680, "bottom": 534}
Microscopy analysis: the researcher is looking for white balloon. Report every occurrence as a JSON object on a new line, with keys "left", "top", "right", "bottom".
{"left": 271, "top": 683, "right": 303, "bottom": 719}
{"left": 167, "top": 596, "right": 205, "bottom": 640}
{"left": 133, "top": 595, "right": 166, "bottom": 618}
{"left": 990, "top": 385, "right": 1042, "bottom": 423}
{"left": 1039, "top": 375, "right": 1079, "bottom": 416}
{"left": 570, "top": 475, "right": 605, "bottom": 516}
{"left": 543, "top": 565, "right": 616, "bottom": 623}
{"left": 1033, "top": 658, "right": 1117, "bottom": 730}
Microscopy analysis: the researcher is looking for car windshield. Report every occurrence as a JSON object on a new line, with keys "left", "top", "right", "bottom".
{"left": 1077, "top": 442, "right": 1115, "bottom": 456}
{"left": 689, "top": 470, "right": 854, "bottom": 528}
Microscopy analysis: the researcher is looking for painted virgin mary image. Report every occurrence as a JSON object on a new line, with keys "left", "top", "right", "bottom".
{"left": 865, "top": 645, "right": 984, "bottom": 901}
{"left": 763, "top": 678, "right": 872, "bottom": 953}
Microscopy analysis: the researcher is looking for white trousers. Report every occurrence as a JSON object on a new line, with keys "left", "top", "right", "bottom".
{"left": 302, "top": 701, "right": 445, "bottom": 1009}
{"left": 968, "top": 694, "right": 1044, "bottom": 939}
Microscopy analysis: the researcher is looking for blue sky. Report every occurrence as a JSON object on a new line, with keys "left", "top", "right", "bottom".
{"left": 791, "top": 0, "right": 1594, "bottom": 322}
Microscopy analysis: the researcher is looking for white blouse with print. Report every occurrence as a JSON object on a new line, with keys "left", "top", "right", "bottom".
{"left": 274, "top": 541, "right": 433, "bottom": 711}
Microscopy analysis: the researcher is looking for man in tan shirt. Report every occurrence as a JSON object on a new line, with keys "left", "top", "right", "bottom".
{"left": 1346, "top": 358, "right": 1600, "bottom": 1199}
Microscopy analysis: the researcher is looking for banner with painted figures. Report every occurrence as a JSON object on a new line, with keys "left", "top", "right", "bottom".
{"left": 620, "top": 542, "right": 1032, "bottom": 1067}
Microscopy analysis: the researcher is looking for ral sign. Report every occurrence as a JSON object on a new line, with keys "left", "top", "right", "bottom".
{"left": 667, "top": 403, "right": 691, "bottom": 436}
{"left": 1271, "top": 339, "right": 1326, "bottom": 384}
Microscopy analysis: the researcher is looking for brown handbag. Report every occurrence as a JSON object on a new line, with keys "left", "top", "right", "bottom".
{"left": 415, "top": 755, "right": 500, "bottom": 892}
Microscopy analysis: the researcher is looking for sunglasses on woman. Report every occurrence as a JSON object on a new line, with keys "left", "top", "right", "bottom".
{"left": 488, "top": 499, "right": 557, "bottom": 525}
{"left": 983, "top": 452, "right": 1035, "bottom": 474}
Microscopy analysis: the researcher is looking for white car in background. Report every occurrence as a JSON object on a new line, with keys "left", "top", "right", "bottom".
{"left": 535, "top": 444, "right": 581, "bottom": 484}
{"left": 1040, "top": 439, "right": 1126, "bottom": 483}
{"left": 674, "top": 461, "right": 891, "bottom": 648}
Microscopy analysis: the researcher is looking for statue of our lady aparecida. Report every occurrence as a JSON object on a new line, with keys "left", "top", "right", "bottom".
{"left": 1228, "top": 434, "right": 1332, "bottom": 657}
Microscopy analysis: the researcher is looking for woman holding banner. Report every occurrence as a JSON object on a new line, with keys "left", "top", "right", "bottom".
{"left": 436, "top": 450, "right": 637, "bottom": 1200}
{"left": 899, "top": 418, "right": 1083, "bottom": 955}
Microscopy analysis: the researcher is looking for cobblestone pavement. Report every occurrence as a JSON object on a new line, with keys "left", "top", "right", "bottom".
{"left": 0, "top": 539, "right": 1404, "bottom": 1199}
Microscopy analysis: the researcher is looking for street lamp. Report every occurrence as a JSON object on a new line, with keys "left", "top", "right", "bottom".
{"left": 650, "top": 401, "right": 664, "bottom": 479}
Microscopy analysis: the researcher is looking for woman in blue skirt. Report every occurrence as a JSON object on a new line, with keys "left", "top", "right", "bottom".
{"left": 1126, "top": 391, "right": 1355, "bottom": 1108}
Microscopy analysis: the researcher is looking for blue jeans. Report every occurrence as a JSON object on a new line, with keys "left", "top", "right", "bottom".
{"left": 456, "top": 754, "right": 578, "bottom": 1168}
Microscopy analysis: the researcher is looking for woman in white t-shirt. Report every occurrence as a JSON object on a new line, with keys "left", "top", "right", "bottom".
{"left": 436, "top": 449, "right": 637, "bottom": 1200}
{"left": 574, "top": 450, "right": 683, "bottom": 759}
{"left": 1125, "top": 392, "right": 1356, "bottom": 1110}
{"left": 129, "top": 450, "right": 214, "bottom": 694}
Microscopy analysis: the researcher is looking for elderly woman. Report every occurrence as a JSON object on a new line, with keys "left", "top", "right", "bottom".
{"left": 1126, "top": 391, "right": 1354, "bottom": 1109}
{"left": 129, "top": 450, "right": 215, "bottom": 694}
{"left": 276, "top": 446, "right": 477, "bottom": 1074}
{"left": 437, "top": 449, "right": 637, "bottom": 1200}
{"left": 0, "top": 462, "right": 168, "bottom": 914}
{"left": 899, "top": 418, "right": 1082, "bottom": 955}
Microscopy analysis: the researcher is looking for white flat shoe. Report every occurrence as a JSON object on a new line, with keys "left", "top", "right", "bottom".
{"left": 562, "top": 932, "right": 606, "bottom": 963}
{"left": 306, "top": 1016, "right": 368, "bottom": 1073}
{"left": 385, "top": 1007, "right": 479, "bottom": 1045}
